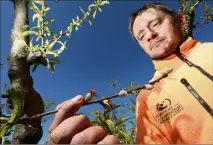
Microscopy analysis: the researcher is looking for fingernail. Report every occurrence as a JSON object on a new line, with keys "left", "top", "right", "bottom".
{"left": 72, "top": 95, "right": 82, "bottom": 102}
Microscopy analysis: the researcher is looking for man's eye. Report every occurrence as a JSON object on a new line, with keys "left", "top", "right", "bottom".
{"left": 152, "top": 21, "right": 160, "bottom": 28}
{"left": 139, "top": 34, "right": 144, "bottom": 40}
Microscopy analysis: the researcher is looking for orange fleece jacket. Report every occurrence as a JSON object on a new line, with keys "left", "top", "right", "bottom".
{"left": 136, "top": 37, "right": 213, "bottom": 144}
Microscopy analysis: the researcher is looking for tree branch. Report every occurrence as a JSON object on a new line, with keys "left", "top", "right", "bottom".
{"left": 20, "top": 72, "right": 168, "bottom": 121}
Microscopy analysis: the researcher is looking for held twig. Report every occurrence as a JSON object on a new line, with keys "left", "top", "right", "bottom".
{"left": 21, "top": 73, "right": 168, "bottom": 121}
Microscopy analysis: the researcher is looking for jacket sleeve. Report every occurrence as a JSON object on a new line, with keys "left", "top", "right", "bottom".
{"left": 136, "top": 95, "right": 170, "bottom": 144}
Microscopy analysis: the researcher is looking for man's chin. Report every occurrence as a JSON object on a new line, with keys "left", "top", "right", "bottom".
{"left": 150, "top": 51, "right": 173, "bottom": 60}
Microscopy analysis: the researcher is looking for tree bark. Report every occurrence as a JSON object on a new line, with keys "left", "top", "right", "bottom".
{"left": 9, "top": 0, "right": 44, "bottom": 143}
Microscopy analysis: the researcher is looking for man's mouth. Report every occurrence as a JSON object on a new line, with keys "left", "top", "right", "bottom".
{"left": 151, "top": 39, "right": 164, "bottom": 49}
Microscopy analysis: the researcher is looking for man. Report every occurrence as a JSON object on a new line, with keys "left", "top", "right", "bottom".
{"left": 48, "top": 3, "right": 213, "bottom": 144}
{"left": 129, "top": 3, "right": 213, "bottom": 144}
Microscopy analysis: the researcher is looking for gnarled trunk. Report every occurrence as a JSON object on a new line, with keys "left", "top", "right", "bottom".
{"left": 9, "top": 0, "right": 44, "bottom": 143}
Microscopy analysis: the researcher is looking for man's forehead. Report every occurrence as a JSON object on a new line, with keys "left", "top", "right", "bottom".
{"left": 139, "top": 8, "right": 164, "bottom": 21}
{"left": 132, "top": 8, "right": 165, "bottom": 36}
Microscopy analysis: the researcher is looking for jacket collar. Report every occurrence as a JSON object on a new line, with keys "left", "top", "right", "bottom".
{"left": 152, "top": 37, "right": 198, "bottom": 71}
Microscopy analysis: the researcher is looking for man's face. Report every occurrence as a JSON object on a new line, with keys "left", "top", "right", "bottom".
{"left": 132, "top": 8, "right": 182, "bottom": 60}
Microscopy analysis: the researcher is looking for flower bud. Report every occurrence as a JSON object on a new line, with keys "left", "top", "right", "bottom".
{"left": 85, "top": 89, "right": 96, "bottom": 102}
{"left": 118, "top": 89, "right": 128, "bottom": 97}
{"left": 85, "top": 92, "right": 93, "bottom": 102}
{"left": 145, "top": 84, "right": 153, "bottom": 90}
{"left": 163, "top": 67, "right": 173, "bottom": 75}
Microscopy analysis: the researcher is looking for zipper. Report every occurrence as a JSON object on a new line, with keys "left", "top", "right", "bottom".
{"left": 181, "top": 78, "right": 213, "bottom": 118}
{"left": 176, "top": 52, "right": 213, "bottom": 81}
{"left": 175, "top": 51, "right": 213, "bottom": 118}
{"left": 176, "top": 54, "right": 193, "bottom": 67}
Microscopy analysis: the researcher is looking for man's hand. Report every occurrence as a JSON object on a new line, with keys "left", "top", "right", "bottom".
{"left": 48, "top": 95, "right": 120, "bottom": 144}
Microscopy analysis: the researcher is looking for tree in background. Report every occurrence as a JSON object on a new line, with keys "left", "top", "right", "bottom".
{"left": 0, "top": 0, "right": 212, "bottom": 144}
{"left": 0, "top": 0, "right": 109, "bottom": 143}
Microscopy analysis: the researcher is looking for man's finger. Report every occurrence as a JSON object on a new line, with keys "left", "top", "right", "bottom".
{"left": 49, "top": 95, "right": 84, "bottom": 132}
{"left": 98, "top": 135, "right": 120, "bottom": 144}
{"left": 49, "top": 114, "right": 92, "bottom": 144}
{"left": 71, "top": 126, "right": 106, "bottom": 144}
{"left": 55, "top": 100, "right": 67, "bottom": 110}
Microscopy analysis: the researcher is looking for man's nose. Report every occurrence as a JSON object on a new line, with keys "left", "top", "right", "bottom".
{"left": 146, "top": 30, "right": 158, "bottom": 41}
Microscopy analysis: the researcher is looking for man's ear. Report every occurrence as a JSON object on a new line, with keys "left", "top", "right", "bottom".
{"left": 175, "top": 14, "right": 188, "bottom": 29}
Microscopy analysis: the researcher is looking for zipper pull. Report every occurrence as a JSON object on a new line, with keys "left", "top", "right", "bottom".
{"left": 180, "top": 78, "right": 213, "bottom": 118}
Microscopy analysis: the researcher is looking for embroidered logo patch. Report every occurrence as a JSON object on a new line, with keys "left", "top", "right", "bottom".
{"left": 156, "top": 98, "right": 171, "bottom": 111}
{"left": 156, "top": 98, "right": 184, "bottom": 124}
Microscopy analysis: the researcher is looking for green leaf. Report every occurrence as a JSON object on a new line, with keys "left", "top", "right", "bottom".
{"left": 31, "top": 0, "right": 40, "bottom": 4}
{"left": 32, "top": 14, "right": 41, "bottom": 22}
{"left": 101, "top": 1, "right": 110, "bottom": 5}
{"left": 44, "top": 99, "right": 55, "bottom": 112}
{"left": 98, "top": 7, "right": 102, "bottom": 12}
{"left": 88, "top": 20, "right": 92, "bottom": 26}
{"left": 30, "top": 26, "right": 38, "bottom": 31}
{"left": 30, "top": 2, "right": 40, "bottom": 14}
{"left": 129, "top": 104, "right": 135, "bottom": 114}
{"left": 44, "top": 19, "right": 55, "bottom": 25}
{"left": 99, "top": 119, "right": 112, "bottom": 134}
{"left": 79, "top": 7, "right": 85, "bottom": 13}
{"left": 45, "top": 7, "right": 51, "bottom": 12}
{"left": 49, "top": 56, "right": 60, "bottom": 62}
{"left": 106, "top": 119, "right": 114, "bottom": 131}
{"left": 91, "top": 120, "right": 100, "bottom": 125}
{"left": 117, "top": 130, "right": 132, "bottom": 144}
{"left": 72, "top": 18, "right": 75, "bottom": 24}
{"left": 115, "top": 117, "right": 134, "bottom": 127}
{"left": 88, "top": 4, "right": 96, "bottom": 11}
{"left": 89, "top": 109, "right": 101, "bottom": 117}
{"left": 56, "top": 41, "right": 67, "bottom": 55}
{"left": 22, "top": 30, "right": 39, "bottom": 36}
{"left": 93, "top": 10, "right": 97, "bottom": 19}
{"left": 37, "top": 19, "right": 42, "bottom": 30}
{"left": 46, "top": 58, "right": 50, "bottom": 66}
{"left": 36, "top": 36, "right": 40, "bottom": 42}
{"left": 44, "top": 26, "right": 54, "bottom": 36}
{"left": 68, "top": 24, "right": 73, "bottom": 33}
{"left": 50, "top": 62, "right": 55, "bottom": 73}
{"left": 46, "top": 40, "right": 57, "bottom": 52}
{"left": 46, "top": 51, "right": 59, "bottom": 57}
{"left": 128, "top": 81, "right": 136, "bottom": 90}
{"left": 29, "top": 39, "right": 33, "bottom": 48}
{"left": 110, "top": 80, "right": 118, "bottom": 88}
{"left": 79, "top": 7, "right": 87, "bottom": 17}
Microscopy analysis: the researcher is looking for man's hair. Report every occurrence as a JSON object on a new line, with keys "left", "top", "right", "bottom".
{"left": 128, "top": 3, "right": 178, "bottom": 40}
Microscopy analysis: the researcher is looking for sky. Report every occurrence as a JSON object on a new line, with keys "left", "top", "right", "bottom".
{"left": 1, "top": 0, "right": 213, "bottom": 143}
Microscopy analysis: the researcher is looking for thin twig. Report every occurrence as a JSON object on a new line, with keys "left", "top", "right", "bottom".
{"left": 21, "top": 73, "right": 168, "bottom": 121}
